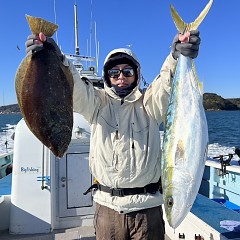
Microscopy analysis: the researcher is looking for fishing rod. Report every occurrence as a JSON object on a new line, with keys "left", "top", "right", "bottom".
{"left": 213, "top": 147, "right": 240, "bottom": 176}
{"left": 1, "top": 125, "right": 13, "bottom": 151}
{"left": 213, "top": 147, "right": 240, "bottom": 161}
{"left": 1, "top": 125, "right": 15, "bottom": 151}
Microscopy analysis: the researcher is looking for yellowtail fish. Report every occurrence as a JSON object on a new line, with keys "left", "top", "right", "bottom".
{"left": 161, "top": 0, "right": 213, "bottom": 229}
{"left": 15, "top": 15, "right": 74, "bottom": 158}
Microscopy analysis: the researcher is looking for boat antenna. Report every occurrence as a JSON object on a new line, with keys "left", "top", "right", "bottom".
{"left": 95, "top": 21, "right": 99, "bottom": 73}
{"left": 74, "top": 3, "right": 80, "bottom": 55}
{"left": 53, "top": 0, "right": 59, "bottom": 45}
{"left": 89, "top": 0, "right": 93, "bottom": 58}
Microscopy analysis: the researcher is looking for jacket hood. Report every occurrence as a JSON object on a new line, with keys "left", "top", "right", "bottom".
{"left": 103, "top": 48, "right": 141, "bottom": 93}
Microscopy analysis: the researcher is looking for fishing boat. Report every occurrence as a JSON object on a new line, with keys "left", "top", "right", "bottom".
{"left": 65, "top": 4, "right": 103, "bottom": 89}
{"left": 1, "top": 2, "right": 240, "bottom": 239}
{"left": 0, "top": 125, "right": 14, "bottom": 179}
{"left": 0, "top": 152, "right": 13, "bottom": 179}
{"left": 1, "top": 128, "right": 239, "bottom": 240}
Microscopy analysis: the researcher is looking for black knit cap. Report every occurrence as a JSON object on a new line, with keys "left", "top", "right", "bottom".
{"left": 103, "top": 53, "right": 139, "bottom": 87}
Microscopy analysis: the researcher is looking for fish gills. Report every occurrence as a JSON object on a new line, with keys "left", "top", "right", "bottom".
{"left": 15, "top": 15, "right": 74, "bottom": 158}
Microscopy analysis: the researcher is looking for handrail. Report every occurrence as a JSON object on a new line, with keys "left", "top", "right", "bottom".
{"left": 206, "top": 159, "right": 240, "bottom": 174}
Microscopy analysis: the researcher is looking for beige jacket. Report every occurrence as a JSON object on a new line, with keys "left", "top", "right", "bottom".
{"left": 64, "top": 49, "right": 177, "bottom": 213}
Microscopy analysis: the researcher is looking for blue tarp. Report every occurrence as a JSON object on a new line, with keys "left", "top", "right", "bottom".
{"left": 191, "top": 194, "right": 240, "bottom": 239}
{"left": 212, "top": 198, "right": 240, "bottom": 213}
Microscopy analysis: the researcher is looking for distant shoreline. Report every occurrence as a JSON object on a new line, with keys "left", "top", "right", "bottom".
{"left": 1, "top": 93, "right": 240, "bottom": 113}
{"left": 0, "top": 112, "right": 21, "bottom": 115}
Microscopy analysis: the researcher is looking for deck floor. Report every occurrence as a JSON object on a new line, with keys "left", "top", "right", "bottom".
{"left": 0, "top": 226, "right": 171, "bottom": 239}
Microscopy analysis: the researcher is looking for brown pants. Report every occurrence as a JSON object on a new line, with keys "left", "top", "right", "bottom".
{"left": 94, "top": 203, "right": 165, "bottom": 240}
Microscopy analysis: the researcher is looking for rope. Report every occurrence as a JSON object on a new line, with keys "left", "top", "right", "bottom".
{"left": 141, "top": 74, "right": 149, "bottom": 87}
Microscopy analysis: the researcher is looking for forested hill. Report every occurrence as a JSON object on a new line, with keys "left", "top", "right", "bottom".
{"left": 0, "top": 93, "right": 240, "bottom": 114}
{"left": 203, "top": 93, "right": 240, "bottom": 111}
{"left": 0, "top": 103, "right": 20, "bottom": 114}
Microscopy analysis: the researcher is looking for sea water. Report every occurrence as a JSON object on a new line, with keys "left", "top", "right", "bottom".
{"left": 0, "top": 111, "right": 240, "bottom": 162}
{"left": 206, "top": 110, "right": 240, "bottom": 163}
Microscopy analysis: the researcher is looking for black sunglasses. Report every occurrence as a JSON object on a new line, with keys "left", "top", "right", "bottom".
{"left": 108, "top": 68, "right": 135, "bottom": 78}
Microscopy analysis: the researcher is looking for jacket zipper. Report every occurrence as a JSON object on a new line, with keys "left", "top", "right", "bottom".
{"left": 131, "top": 123, "right": 135, "bottom": 149}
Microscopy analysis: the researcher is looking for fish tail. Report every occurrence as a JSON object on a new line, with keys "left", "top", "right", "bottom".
{"left": 170, "top": 0, "right": 213, "bottom": 32}
{"left": 26, "top": 15, "right": 58, "bottom": 37}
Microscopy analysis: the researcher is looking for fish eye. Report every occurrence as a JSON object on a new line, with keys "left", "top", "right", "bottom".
{"left": 167, "top": 197, "right": 174, "bottom": 207}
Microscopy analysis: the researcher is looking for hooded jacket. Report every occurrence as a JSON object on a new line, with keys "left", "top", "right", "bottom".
{"left": 64, "top": 48, "right": 177, "bottom": 213}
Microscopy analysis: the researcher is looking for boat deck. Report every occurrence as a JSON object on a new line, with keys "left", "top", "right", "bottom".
{"left": 0, "top": 226, "right": 95, "bottom": 240}
{"left": 0, "top": 227, "right": 171, "bottom": 239}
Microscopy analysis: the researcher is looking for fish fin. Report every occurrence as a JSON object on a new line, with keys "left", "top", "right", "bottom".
{"left": 175, "top": 140, "right": 185, "bottom": 166}
{"left": 170, "top": 0, "right": 213, "bottom": 32}
{"left": 191, "top": 60, "right": 204, "bottom": 95}
{"left": 198, "top": 82, "right": 204, "bottom": 96}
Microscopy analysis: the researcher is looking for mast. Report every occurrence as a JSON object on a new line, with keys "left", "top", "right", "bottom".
{"left": 74, "top": 4, "right": 80, "bottom": 55}
{"left": 95, "top": 21, "right": 99, "bottom": 72}
{"left": 53, "top": 0, "right": 59, "bottom": 45}
{"left": 89, "top": 0, "right": 93, "bottom": 57}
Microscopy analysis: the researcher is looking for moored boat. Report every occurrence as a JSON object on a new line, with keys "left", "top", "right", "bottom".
{"left": 0, "top": 152, "right": 13, "bottom": 179}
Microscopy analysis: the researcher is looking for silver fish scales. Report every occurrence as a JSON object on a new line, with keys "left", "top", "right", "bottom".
{"left": 161, "top": 0, "right": 213, "bottom": 229}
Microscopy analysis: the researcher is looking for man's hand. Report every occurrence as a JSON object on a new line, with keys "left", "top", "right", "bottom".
{"left": 25, "top": 32, "right": 63, "bottom": 60}
{"left": 25, "top": 34, "right": 44, "bottom": 55}
{"left": 171, "top": 30, "right": 201, "bottom": 60}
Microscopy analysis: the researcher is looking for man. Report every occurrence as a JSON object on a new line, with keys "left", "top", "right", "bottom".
{"left": 26, "top": 30, "right": 200, "bottom": 239}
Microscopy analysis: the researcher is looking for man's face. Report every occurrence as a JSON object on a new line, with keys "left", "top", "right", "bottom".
{"left": 108, "top": 64, "right": 136, "bottom": 88}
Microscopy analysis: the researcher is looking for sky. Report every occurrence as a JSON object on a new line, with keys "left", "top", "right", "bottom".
{"left": 0, "top": 0, "right": 239, "bottom": 106}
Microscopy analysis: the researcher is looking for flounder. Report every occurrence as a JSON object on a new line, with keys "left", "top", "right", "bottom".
{"left": 15, "top": 15, "right": 74, "bottom": 158}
